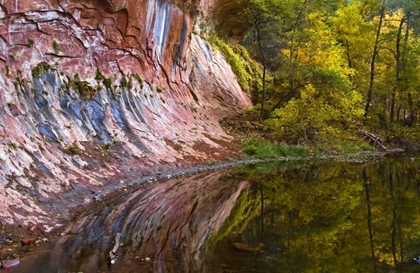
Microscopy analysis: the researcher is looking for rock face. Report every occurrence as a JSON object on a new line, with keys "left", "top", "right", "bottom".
{"left": 0, "top": 0, "right": 251, "bottom": 225}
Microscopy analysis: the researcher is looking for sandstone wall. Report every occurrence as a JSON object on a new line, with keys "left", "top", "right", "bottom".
{"left": 0, "top": 0, "right": 251, "bottom": 225}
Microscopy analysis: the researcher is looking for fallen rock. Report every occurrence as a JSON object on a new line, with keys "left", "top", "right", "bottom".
{"left": 2, "top": 258, "right": 20, "bottom": 268}
{"left": 36, "top": 224, "right": 45, "bottom": 235}
{"left": 233, "top": 242, "right": 264, "bottom": 252}
{"left": 28, "top": 224, "right": 37, "bottom": 232}
{"left": 21, "top": 237, "right": 37, "bottom": 245}
{"left": 108, "top": 232, "right": 122, "bottom": 265}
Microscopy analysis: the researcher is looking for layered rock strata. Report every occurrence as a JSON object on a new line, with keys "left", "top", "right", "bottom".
{"left": 0, "top": 0, "right": 251, "bottom": 225}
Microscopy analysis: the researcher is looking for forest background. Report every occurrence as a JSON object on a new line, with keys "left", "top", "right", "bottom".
{"left": 212, "top": 0, "right": 420, "bottom": 153}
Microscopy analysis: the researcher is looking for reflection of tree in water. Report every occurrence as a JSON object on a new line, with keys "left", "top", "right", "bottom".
{"left": 207, "top": 158, "right": 420, "bottom": 272}
{"left": 17, "top": 157, "right": 420, "bottom": 273}
{"left": 366, "top": 157, "right": 420, "bottom": 272}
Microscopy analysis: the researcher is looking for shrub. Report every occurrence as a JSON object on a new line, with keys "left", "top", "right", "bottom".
{"left": 104, "top": 143, "right": 113, "bottom": 150}
{"left": 27, "top": 38, "right": 34, "bottom": 47}
{"left": 72, "top": 73, "right": 96, "bottom": 100}
{"left": 121, "top": 76, "right": 133, "bottom": 89}
{"left": 52, "top": 40, "right": 61, "bottom": 54}
{"left": 190, "top": 105, "right": 198, "bottom": 113}
{"left": 32, "top": 62, "right": 51, "bottom": 78}
{"left": 65, "top": 142, "right": 80, "bottom": 155}
{"left": 95, "top": 68, "right": 105, "bottom": 81}
{"left": 134, "top": 74, "right": 144, "bottom": 89}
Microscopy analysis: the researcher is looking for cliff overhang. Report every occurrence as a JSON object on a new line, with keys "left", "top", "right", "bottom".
{"left": 0, "top": 0, "right": 252, "bottom": 226}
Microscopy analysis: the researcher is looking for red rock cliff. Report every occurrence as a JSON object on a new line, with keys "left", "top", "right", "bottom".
{"left": 0, "top": 0, "right": 251, "bottom": 226}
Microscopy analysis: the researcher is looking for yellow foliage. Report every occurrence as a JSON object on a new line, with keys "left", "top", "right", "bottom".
{"left": 282, "top": 11, "right": 352, "bottom": 77}
{"left": 266, "top": 84, "right": 363, "bottom": 143}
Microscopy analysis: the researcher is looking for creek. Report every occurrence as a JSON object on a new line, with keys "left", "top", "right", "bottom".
{"left": 8, "top": 154, "right": 420, "bottom": 272}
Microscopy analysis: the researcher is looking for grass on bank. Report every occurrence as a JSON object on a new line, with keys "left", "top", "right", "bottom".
{"left": 333, "top": 141, "right": 376, "bottom": 153}
{"left": 240, "top": 138, "right": 376, "bottom": 159}
{"left": 241, "top": 138, "right": 307, "bottom": 158}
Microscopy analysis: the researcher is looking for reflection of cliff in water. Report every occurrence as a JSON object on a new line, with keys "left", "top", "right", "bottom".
{"left": 10, "top": 156, "right": 420, "bottom": 272}
{"left": 55, "top": 169, "right": 249, "bottom": 272}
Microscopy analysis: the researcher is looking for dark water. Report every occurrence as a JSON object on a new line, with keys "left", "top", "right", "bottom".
{"left": 10, "top": 155, "right": 420, "bottom": 272}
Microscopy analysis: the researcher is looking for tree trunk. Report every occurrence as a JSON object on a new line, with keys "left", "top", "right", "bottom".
{"left": 255, "top": 22, "right": 267, "bottom": 122}
{"left": 363, "top": 168, "right": 378, "bottom": 272}
{"left": 389, "top": 170, "right": 398, "bottom": 266}
{"left": 364, "top": 0, "right": 386, "bottom": 123}
{"left": 345, "top": 41, "right": 353, "bottom": 83}
{"left": 260, "top": 65, "right": 267, "bottom": 121}
{"left": 289, "top": 31, "right": 296, "bottom": 98}
{"left": 404, "top": 12, "right": 416, "bottom": 125}
{"left": 390, "top": 16, "right": 405, "bottom": 123}
{"left": 260, "top": 183, "right": 264, "bottom": 239}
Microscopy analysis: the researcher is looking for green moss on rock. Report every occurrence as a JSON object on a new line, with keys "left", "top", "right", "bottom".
{"left": 32, "top": 62, "right": 51, "bottom": 79}
{"left": 71, "top": 73, "right": 96, "bottom": 100}
{"left": 209, "top": 36, "right": 262, "bottom": 93}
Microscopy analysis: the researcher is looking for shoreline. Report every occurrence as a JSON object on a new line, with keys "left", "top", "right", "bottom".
{"left": 0, "top": 148, "right": 408, "bottom": 266}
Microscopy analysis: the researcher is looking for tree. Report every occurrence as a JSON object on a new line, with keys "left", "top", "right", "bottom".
{"left": 364, "top": 0, "right": 387, "bottom": 122}
{"left": 239, "top": 0, "right": 285, "bottom": 121}
{"left": 228, "top": 0, "right": 420, "bottom": 144}
{"left": 332, "top": 2, "right": 373, "bottom": 90}
{"left": 240, "top": 0, "right": 343, "bottom": 120}
{"left": 388, "top": 0, "right": 420, "bottom": 124}
{"left": 266, "top": 9, "right": 364, "bottom": 143}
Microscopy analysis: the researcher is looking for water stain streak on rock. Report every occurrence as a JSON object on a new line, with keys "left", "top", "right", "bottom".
{"left": 0, "top": 0, "right": 251, "bottom": 225}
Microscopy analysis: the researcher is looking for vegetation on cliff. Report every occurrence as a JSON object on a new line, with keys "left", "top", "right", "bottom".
{"left": 214, "top": 0, "right": 420, "bottom": 152}
{"left": 209, "top": 36, "right": 263, "bottom": 93}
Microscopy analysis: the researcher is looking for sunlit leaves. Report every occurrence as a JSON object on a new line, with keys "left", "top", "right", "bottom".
{"left": 235, "top": 0, "right": 420, "bottom": 141}
{"left": 266, "top": 82, "right": 363, "bottom": 143}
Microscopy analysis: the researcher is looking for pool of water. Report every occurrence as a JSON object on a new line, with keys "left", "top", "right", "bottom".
{"left": 9, "top": 155, "right": 420, "bottom": 272}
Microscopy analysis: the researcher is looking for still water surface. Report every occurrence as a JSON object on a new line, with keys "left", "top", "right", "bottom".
{"left": 11, "top": 155, "right": 420, "bottom": 272}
